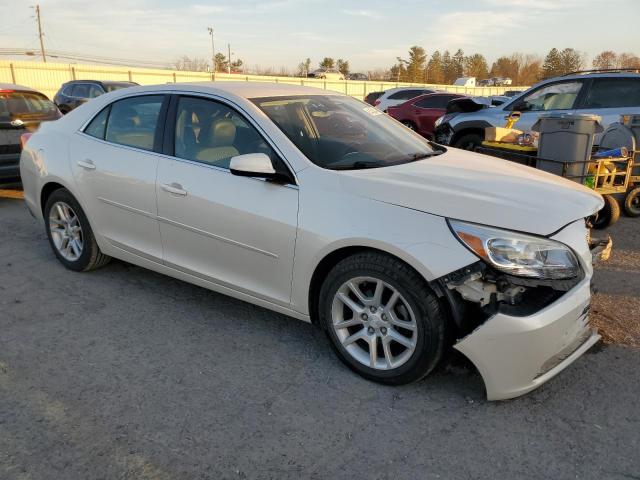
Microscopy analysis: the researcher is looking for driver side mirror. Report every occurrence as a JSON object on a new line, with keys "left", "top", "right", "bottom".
{"left": 230, "top": 153, "right": 285, "bottom": 181}
{"left": 510, "top": 100, "right": 528, "bottom": 112}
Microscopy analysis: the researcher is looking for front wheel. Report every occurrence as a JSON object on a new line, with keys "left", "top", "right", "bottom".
{"left": 453, "top": 133, "right": 483, "bottom": 150}
{"left": 44, "top": 188, "right": 111, "bottom": 271}
{"left": 318, "top": 252, "right": 445, "bottom": 385}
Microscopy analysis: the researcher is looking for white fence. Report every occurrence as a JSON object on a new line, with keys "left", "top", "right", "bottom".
{"left": 0, "top": 60, "right": 528, "bottom": 101}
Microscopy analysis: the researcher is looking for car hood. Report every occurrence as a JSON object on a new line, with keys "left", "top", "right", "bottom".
{"left": 338, "top": 148, "right": 603, "bottom": 236}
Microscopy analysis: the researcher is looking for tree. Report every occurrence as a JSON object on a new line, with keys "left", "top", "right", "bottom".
{"left": 452, "top": 49, "right": 465, "bottom": 80}
{"left": 230, "top": 58, "right": 243, "bottom": 73}
{"left": 560, "top": 48, "right": 584, "bottom": 74}
{"left": 297, "top": 58, "right": 312, "bottom": 77}
{"left": 426, "top": 50, "right": 444, "bottom": 84}
{"left": 442, "top": 50, "right": 454, "bottom": 83}
{"left": 173, "top": 55, "right": 209, "bottom": 72}
{"left": 214, "top": 53, "right": 227, "bottom": 72}
{"left": 390, "top": 57, "right": 408, "bottom": 82}
{"left": 337, "top": 59, "right": 350, "bottom": 76}
{"left": 593, "top": 51, "right": 618, "bottom": 70}
{"left": 618, "top": 52, "right": 640, "bottom": 68}
{"left": 406, "top": 46, "right": 427, "bottom": 83}
{"left": 464, "top": 53, "right": 489, "bottom": 80}
{"left": 542, "top": 48, "right": 563, "bottom": 78}
{"left": 319, "top": 57, "right": 335, "bottom": 70}
{"left": 517, "top": 54, "right": 542, "bottom": 85}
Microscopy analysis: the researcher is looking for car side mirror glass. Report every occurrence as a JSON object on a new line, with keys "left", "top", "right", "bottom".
{"left": 510, "top": 100, "right": 528, "bottom": 112}
{"left": 230, "top": 153, "right": 277, "bottom": 179}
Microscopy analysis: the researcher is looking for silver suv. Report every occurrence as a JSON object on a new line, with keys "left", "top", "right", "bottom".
{"left": 435, "top": 71, "right": 640, "bottom": 149}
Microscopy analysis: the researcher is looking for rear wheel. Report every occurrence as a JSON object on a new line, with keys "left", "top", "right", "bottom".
{"left": 623, "top": 187, "right": 640, "bottom": 217}
{"left": 402, "top": 121, "right": 416, "bottom": 131}
{"left": 590, "top": 194, "right": 621, "bottom": 229}
{"left": 318, "top": 252, "right": 445, "bottom": 385}
{"left": 44, "top": 188, "right": 111, "bottom": 271}
{"left": 453, "top": 132, "right": 483, "bottom": 150}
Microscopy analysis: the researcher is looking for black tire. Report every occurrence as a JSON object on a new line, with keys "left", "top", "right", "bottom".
{"left": 318, "top": 252, "right": 446, "bottom": 385}
{"left": 402, "top": 121, "right": 416, "bottom": 131}
{"left": 623, "top": 187, "right": 640, "bottom": 217}
{"left": 44, "top": 188, "right": 111, "bottom": 271}
{"left": 590, "top": 194, "right": 621, "bottom": 229}
{"left": 453, "top": 132, "right": 483, "bottom": 150}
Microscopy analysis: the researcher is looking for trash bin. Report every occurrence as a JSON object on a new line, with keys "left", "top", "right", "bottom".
{"left": 531, "top": 113, "right": 604, "bottom": 181}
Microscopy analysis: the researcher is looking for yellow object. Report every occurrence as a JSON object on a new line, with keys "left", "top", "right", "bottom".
{"left": 504, "top": 112, "right": 522, "bottom": 129}
{"left": 481, "top": 140, "right": 537, "bottom": 152}
{"left": 485, "top": 127, "right": 523, "bottom": 143}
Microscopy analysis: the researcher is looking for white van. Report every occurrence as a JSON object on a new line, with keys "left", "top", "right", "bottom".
{"left": 453, "top": 77, "right": 476, "bottom": 88}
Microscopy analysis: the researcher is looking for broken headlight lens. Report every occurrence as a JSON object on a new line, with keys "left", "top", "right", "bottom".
{"left": 448, "top": 220, "right": 580, "bottom": 279}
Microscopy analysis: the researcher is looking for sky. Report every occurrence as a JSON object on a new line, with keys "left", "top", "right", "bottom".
{"left": 2, "top": 0, "right": 639, "bottom": 72}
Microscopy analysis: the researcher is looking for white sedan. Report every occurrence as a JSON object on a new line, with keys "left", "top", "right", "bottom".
{"left": 20, "top": 82, "right": 603, "bottom": 400}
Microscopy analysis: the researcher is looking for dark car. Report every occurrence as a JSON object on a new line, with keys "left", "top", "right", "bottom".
{"left": 53, "top": 80, "right": 138, "bottom": 113}
{"left": 386, "top": 92, "right": 465, "bottom": 139}
{"left": 348, "top": 73, "right": 369, "bottom": 81}
{"left": 364, "top": 91, "right": 384, "bottom": 106}
{"left": 0, "top": 84, "right": 61, "bottom": 185}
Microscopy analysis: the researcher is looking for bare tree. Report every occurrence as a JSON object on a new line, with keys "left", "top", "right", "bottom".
{"left": 173, "top": 55, "right": 209, "bottom": 72}
{"left": 593, "top": 51, "right": 618, "bottom": 70}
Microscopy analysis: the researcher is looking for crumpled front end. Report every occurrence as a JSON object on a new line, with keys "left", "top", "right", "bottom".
{"left": 444, "top": 220, "right": 601, "bottom": 400}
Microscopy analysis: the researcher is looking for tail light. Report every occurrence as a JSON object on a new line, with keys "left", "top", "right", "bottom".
{"left": 20, "top": 133, "right": 33, "bottom": 149}
{"left": 374, "top": 99, "right": 381, "bottom": 107}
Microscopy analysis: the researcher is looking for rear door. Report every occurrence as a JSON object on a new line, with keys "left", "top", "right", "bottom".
{"left": 576, "top": 76, "right": 640, "bottom": 136}
{"left": 70, "top": 94, "right": 168, "bottom": 260}
{"left": 412, "top": 95, "right": 456, "bottom": 137}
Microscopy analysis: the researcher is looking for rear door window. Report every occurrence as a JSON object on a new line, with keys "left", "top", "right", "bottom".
{"left": 104, "top": 95, "right": 164, "bottom": 151}
{"left": 388, "top": 90, "right": 424, "bottom": 100}
{"left": 414, "top": 96, "right": 453, "bottom": 109}
{"left": 581, "top": 78, "right": 640, "bottom": 109}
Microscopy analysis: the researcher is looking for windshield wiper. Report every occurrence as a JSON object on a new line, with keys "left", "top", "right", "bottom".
{"left": 330, "top": 161, "right": 385, "bottom": 170}
{"left": 408, "top": 151, "right": 443, "bottom": 161}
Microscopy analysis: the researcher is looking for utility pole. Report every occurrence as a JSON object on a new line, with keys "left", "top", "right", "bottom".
{"left": 207, "top": 27, "right": 214, "bottom": 72}
{"left": 227, "top": 43, "right": 231, "bottom": 74}
{"left": 34, "top": 4, "right": 46, "bottom": 62}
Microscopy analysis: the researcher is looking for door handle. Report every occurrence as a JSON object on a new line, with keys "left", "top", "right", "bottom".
{"left": 161, "top": 182, "right": 188, "bottom": 196}
{"left": 77, "top": 159, "right": 96, "bottom": 170}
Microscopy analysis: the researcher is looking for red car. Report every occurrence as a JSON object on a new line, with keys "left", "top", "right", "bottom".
{"left": 386, "top": 93, "right": 465, "bottom": 139}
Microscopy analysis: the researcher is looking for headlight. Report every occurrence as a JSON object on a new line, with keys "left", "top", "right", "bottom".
{"left": 434, "top": 115, "right": 444, "bottom": 128}
{"left": 449, "top": 220, "right": 580, "bottom": 279}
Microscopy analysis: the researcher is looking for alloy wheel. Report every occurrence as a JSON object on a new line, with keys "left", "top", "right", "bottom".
{"left": 331, "top": 276, "right": 417, "bottom": 370}
{"left": 49, "top": 201, "right": 84, "bottom": 261}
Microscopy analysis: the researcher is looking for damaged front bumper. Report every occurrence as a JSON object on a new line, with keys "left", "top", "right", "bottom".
{"left": 454, "top": 277, "right": 599, "bottom": 401}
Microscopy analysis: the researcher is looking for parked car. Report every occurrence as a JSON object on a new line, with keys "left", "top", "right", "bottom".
{"left": 435, "top": 71, "right": 640, "bottom": 149}
{"left": 386, "top": 92, "right": 465, "bottom": 139}
{"left": 0, "top": 83, "right": 61, "bottom": 185}
{"left": 21, "top": 82, "right": 603, "bottom": 401}
{"left": 374, "top": 87, "right": 438, "bottom": 112}
{"left": 54, "top": 80, "right": 138, "bottom": 113}
{"left": 453, "top": 77, "right": 476, "bottom": 88}
{"left": 364, "top": 91, "right": 384, "bottom": 106}
{"left": 477, "top": 79, "right": 491, "bottom": 87}
{"left": 348, "top": 73, "right": 369, "bottom": 81}
{"left": 307, "top": 69, "right": 344, "bottom": 81}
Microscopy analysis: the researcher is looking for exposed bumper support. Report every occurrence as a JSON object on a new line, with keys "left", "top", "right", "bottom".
{"left": 454, "top": 279, "right": 599, "bottom": 400}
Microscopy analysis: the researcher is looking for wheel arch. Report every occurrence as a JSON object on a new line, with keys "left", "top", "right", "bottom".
{"left": 307, "top": 245, "right": 442, "bottom": 327}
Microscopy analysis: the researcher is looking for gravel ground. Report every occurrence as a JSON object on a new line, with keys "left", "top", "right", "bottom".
{"left": 1, "top": 193, "right": 639, "bottom": 480}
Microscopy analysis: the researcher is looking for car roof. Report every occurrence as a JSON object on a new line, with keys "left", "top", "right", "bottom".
{"left": 113, "top": 81, "right": 344, "bottom": 99}
{"left": 0, "top": 82, "right": 40, "bottom": 92}
{"left": 539, "top": 71, "right": 640, "bottom": 84}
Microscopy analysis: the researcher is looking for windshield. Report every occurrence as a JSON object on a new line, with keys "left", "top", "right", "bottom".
{"left": 0, "top": 90, "right": 60, "bottom": 121}
{"left": 251, "top": 95, "right": 437, "bottom": 170}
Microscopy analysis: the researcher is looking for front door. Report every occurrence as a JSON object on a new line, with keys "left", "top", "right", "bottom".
{"left": 70, "top": 94, "right": 167, "bottom": 260}
{"left": 502, "top": 80, "right": 585, "bottom": 131}
{"left": 156, "top": 95, "right": 299, "bottom": 306}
